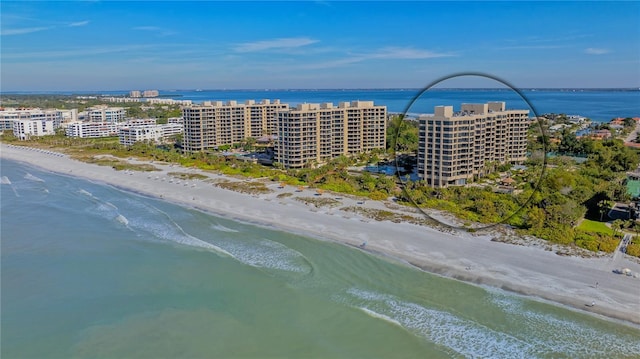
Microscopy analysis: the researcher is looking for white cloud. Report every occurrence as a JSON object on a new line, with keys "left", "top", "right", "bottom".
{"left": 585, "top": 47, "right": 610, "bottom": 55}
{"left": 498, "top": 45, "right": 563, "bottom": 50}
{"left": 132, "top": 26, "right": 176, "bottom": 37}
{"left": 2, "top": 45, "right": 157, "bottom": 60}
{"left": 302, "top": 47, "right": 453, "bottom": 69}
{"left": 133, "top": 26, "right": 162, "bottom": 31}
{"left": 369, "top": 47, "right": 453, "bottom": 60}
{"left": 68, "top": 20, "right": 90, "bottom": 27}
{"left": 234, "top": 37, "right": 319, "bottom": 52}
{"left": 1, "top": 26, "right": 51, "bottom": 36}
{"left": 1, "top": 20, "right": 89, "bottom": 35}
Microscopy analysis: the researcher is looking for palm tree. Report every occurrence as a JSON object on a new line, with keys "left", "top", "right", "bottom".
{"left": 611, "top": 219, "right": 624, "bottom": 238}
{"left": 598, "top": 199, "right": 611, "bottom": 221}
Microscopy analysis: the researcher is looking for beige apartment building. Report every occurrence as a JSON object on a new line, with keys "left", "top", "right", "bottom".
{"left": 418, "top": 102, "right": 529, "bottom": 187}
{"left": 82, "top": 105, "right": 127, "bottom": 123}
{"left": 275, "top": 101, "right": 387, "bottom": 168}
{"left": 182, "top": 99, "right": 288, "bottom": 151}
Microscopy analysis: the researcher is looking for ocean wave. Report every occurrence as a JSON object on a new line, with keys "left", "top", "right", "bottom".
{"left": 1, "top": 175, "right": 20, "bottom": 196}
{"left": 119, "top": 198, "right": 233, "bottom": 257}
{"left": 116, "top": 214, "right": 129, "bottom": 226}
{"left": 78, "top": 189, "right": 97, "bottom": 199}
{"left": 358, "top": 307, "right": 403, "bottom": 327}
{"left": 24, "top": 173, "right": 45, "bottom": 182}
{"left": 210, "top": 223, "right": 240, "bottom": 233}
{"left": 217, "top": 237, "right": 312, "bottom": 274}
{"left": 346, "top": 288, "right": 535, "bottom": 358}
{"left": 488, "top": 291, "right": 640, "bottom": 357}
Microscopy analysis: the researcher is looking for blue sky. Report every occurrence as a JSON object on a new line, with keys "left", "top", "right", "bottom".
{"left": 1, "top": 1, "right": 639, "bottom": 91}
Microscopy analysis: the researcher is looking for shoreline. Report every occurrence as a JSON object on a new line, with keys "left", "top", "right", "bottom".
{"left": 2, "top": 143, "right": 640, "bottom": 328}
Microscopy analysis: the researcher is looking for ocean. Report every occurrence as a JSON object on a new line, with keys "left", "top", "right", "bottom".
{"left": 7, "top": 88, "right": 640, "bottom": 122}
{"left": 2, "top": 158, "right": 640, "bottom": 358}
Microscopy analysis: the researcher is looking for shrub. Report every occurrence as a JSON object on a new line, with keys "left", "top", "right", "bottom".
{"left": 626, "top": 243, "right": 640, "bottom": 257}
{"left": 368, "top": 191, "right": 388, "bottom": 200}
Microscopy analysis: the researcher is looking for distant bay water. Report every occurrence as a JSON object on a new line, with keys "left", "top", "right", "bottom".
{"left": 2, "top": 158, "right": 640, "bottom": 358}
{"left": 9, "top": 88, "right": 640, "bottom": 122}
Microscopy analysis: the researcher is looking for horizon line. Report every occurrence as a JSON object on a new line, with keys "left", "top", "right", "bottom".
{"left": 2, "top": 87, "right": 640, "bottom": 94}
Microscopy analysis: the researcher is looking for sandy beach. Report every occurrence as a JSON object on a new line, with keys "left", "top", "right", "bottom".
{"left": 2, "top": 143, "right": 639, "bottom": 327}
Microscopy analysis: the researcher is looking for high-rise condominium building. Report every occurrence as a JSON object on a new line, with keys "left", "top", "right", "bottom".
{"left": 417, "top": 102, "right": 529, "bottom": 187}
{"left": 142, "top": 90, "right": 159, "bottom": 98}
{"left": 182, "top": 99, "right": 289, "bottom": 152}
{"left": 275, "top": 101, "right": 387, "bottom": 168}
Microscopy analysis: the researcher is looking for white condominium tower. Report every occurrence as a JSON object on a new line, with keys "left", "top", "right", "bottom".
{"left": 418, "top": 102, "right": 529, "bottom": 187}
{"left": 275, "top": 101, "right": 387, "bottom": 168}
{"left": 182, "top": 99, "right": 289, "bottom": 151}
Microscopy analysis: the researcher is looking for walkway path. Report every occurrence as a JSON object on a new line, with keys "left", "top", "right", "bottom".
{"left": 623, "top": 121, "right": 640, "bottom": 143}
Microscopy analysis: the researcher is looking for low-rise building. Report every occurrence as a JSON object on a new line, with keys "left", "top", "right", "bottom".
{"left": 58, "top": 109, "right": 78, "bottom": 127}
{"left": 102, "top": 97, "right": 141, "bottom": 103}
{"left": 0, "top": 108, "right": 62, "bottom": 131}
{"left": 66, "top": 122, "right": 119, "bottom": 138}
{"left": 82, "top": 105, "right": 127, "bottom": 123}
{"left": 126, "top": 118, "right": 157, "bottom": 126}
{"left": 118, "top": 123, "right": 184, "bottom": 146}
{"left": 146, "top": 98, "right": 192, "bottom": 106}
{"left": 12, "top": 119, "right": 55, "bottom": 139}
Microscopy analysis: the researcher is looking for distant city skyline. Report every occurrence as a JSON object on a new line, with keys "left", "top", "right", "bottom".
{"left": 1, "top": 1, "right": 639, "bottom": 91}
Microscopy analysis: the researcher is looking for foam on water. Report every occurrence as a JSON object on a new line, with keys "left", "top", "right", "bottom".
{"left": 1, "top": 176, "right": 20, "bottom": 196}
{"left": 210, "top": 223, "right": 240, "bottom": 233}
{"left": 74, "top": 190, "right": 232, "bottom": 257}
{"left": 345, "top": 288, "right": 536, "bottom": 358}
{"left": 118, "top": 198, "right": 234, "bottom": 257}
{"left": 116, "top": 214, "right": 129, "bottom": 226}
{"left": 488, "top": 291, "right": 640, "bottom": 357}
{"left": 78, "top": 189, "right": 97, "bottom": 199}
{"left": 359, "top": 307, "right": 403, "bottom": 328}
{"left": 116, "top": 198, "right": 311, "bottom": 273}
{"left": 217, "top": 237, "right": 313, "bottom": 274}
{"left": 24, "top": 173, "right": 45, "bottom": 182}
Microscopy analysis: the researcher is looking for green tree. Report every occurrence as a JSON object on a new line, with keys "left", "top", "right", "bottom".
{"left": 611, "top": 219, "right": 624, "bottom": 238}
{"left": 525, "top": 206, "right": 546, "bottom": 229}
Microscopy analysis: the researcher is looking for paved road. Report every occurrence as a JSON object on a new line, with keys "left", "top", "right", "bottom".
{"left": 624, "top": 121, "right": 640, "bottom": 142}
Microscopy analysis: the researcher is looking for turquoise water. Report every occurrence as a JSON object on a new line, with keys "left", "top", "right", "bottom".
{"left": 2, "top": 158, "right": 640, "bottom": 358}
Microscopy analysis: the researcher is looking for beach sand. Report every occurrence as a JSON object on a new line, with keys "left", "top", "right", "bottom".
{"left": 2, "top": 143, "right": 639, "bottom": 327}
